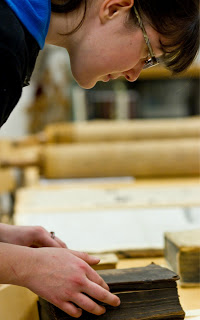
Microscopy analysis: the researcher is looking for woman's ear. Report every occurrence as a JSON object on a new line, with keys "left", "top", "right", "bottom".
{"left": 99, "top": 0, "right": 134, "bottom": 23}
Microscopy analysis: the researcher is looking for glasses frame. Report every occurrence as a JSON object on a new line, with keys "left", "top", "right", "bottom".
{"left": 133, "top": 6, "right": 159, "bottom": 69}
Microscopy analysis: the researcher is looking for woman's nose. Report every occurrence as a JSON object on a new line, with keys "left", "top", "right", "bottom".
{"left": 123, "top": 63, "right": 144, "bottom": 82}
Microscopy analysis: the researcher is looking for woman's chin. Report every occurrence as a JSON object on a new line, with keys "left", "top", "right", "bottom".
{"left": 73, "top": 74, "right": 97, "bottom": 89}
{"left": 78, "top": 82, "right": 97, "bottom": 89}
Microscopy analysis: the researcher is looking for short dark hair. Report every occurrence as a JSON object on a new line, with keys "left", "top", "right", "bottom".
{"left": 132, "top": 0, "right": 200, "bottom": 73}
{"left": 51, "top": 0, "right": 87, "bottom": 35}
{"left": 51, "top": 0, "right": 200, "bottom": 73}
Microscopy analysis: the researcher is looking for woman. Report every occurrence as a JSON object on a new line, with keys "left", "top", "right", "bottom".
{"left": 0, "top": 0, "right": 199, "bottom": 318}
{"left": 0, "top": 0, "right": 199, "bottom": 126}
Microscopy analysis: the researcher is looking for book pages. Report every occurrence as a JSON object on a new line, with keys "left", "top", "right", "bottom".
{"left": 15, "top": 207, "right": 200, "bottom": 253}
{"left": 15, "top": 183, "right": 200, "bottom": 214}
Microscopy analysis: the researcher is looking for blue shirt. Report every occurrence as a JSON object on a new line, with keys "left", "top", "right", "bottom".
{"left": 3, "top": 0, "right": 51, "bottom": 48}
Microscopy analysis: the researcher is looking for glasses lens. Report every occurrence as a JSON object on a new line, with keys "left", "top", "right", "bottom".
{"left": 143, "top": 57, "right": 159, "bottom": 69}
{"left": 143, "top": 59, "right": 154, "bottom": 69}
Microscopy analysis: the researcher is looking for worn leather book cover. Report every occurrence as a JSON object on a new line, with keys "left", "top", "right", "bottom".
{"left": 38, "top": 264, "right": 185, "bottom": 320}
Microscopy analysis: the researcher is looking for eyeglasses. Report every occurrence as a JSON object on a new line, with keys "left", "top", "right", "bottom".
{"left": 133, "top": 6, "right": 159, "bottom": 69}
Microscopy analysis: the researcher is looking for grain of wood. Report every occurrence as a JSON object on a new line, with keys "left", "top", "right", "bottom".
{"left": 41, "top": 139, "right": 200, "bottom": 178}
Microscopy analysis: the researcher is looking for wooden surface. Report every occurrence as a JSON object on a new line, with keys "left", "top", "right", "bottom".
{"left": 0, "top": 284, "right": 39, "bottom": 320}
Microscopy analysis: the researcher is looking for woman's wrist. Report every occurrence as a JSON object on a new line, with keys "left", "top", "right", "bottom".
{"left": 0, "top": 242, "right": 35, "bottom": 287}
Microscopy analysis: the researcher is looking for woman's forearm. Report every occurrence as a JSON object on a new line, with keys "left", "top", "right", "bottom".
{"left": 0, "top": 242, "right": 34, "bottom": 286}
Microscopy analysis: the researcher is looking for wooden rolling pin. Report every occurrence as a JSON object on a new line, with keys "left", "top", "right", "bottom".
{"left": 0, "top": 139, "right": 40, "bottom": 168}
{"left": 41, "top": 138, "right": 200, "bottom": 178}
{"left": 0, "top": 146, "right": 41, "bottom": 168}
{"left": 44, "top": 117, "right": 200, "bottom": 143}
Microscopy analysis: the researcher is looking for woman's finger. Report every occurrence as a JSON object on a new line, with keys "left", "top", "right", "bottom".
{"left": 72, "top": 292, "right": 106, "bottom": 316}
{"left": 33, "top": 236, "right": 61, "bottom": 248}
{"left": 69, "top": 251, "right": 109, "bottom": 291}
{"left": 86, "top": 267, "right": 109, "bottom": 291}
{"left": 59, "top": 301, "right": 82, "bottom": 318}
{"left": 53, "top": 236, "right": 68, "bottom": 248}
{"left": 84, "top": 280, "right": 120, "bottom": 307}
{"left": 69, "top": 250, "right": 100, "bottom": 265}
{"left": 30, "top": 230, "right": 62, "bottom": 248}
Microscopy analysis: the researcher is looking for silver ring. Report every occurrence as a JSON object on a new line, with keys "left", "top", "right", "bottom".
{"left": 50, "top": 231, "right": 55, "bottom": 239}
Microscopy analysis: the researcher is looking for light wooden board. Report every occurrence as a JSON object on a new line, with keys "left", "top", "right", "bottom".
{"left": 0, "top": 285, "right": 39, "bottom": 320}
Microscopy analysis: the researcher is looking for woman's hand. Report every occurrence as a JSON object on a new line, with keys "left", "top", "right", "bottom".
{"left": 0, "top": 223, "right": 66, "bottom": 248}
{"left": 0, "top": 224, "right": 121, "bottom": 317}
{"left": 25, "top": 247, "right": 120, "bottom": 318}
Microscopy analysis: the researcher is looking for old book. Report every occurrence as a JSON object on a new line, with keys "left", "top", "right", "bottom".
{"left": 38, "top": 264, "right": 185, "bottom": 320}
{"left": 165, "top": 229, "right": 200, "bottom": 286}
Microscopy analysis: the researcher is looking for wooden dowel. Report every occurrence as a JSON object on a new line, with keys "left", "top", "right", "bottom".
{"left": 41, "top": 138, "right": 200, "bottom": 178}
{"left": 44, "top": 117, "right": 200, "bottom": 143}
